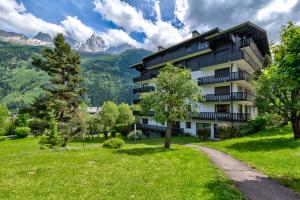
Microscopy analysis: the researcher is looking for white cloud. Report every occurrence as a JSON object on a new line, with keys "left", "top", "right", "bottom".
{"left": 101, "top": 29, "right": 141, "bottom": 48}
{"left": 0, "top": 0, "right": 65, "bottom": 36}
{"left": 256, "top": 0, "right": 298, "bottom": 21}
{"left": 174, "top": 0, "right": 189, "bottom": 25}
{"left": 61, "top": 16, "right": 94, "bottom": 41}
{"left": 93, "top": 0, "right": 190, "bottom": 50}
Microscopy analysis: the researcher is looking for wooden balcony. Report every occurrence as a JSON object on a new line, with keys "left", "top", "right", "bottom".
{"left": 205, "top": 92, "right": 253, "bottom": 102}
{"left": 198, "top": 71, "right": 252, "bottom": 85}
{"left": 239, "top": 38, "right": 264, "bottom": 63}
{"left": 133, "top": 86, "right": 155, "bottom": 94}
{"left": 133, "top": 74, "right": 157, "bottom": 83}
{"left": 199, "top": 50, "right": 260, "bottom": 71}
{"left": 191, "top": 112, "right": 250, "bottom": 122}
{"left": 137, "top": 124, "right": 184, "bottom": 134}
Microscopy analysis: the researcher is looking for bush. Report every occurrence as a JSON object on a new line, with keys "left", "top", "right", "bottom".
{"left": 29, "top": 118, "right": 48, "bottom": 135}
{"left": 15, "top": 127, "right": 31, "bottom": 138}
{"left": 39, "top": 114, "right": 63, "bottom": 148}
{"left": 127, "top": 130, "right": 143, "bottom": 141}
{"left": 217, "top": 126, "right": 240, "bottom": 140}
{"left": 197, "top": 129, "right": 210, "bottom": 140}
{"left": 103, "top": 138, "right": 125, "bottom": 149}
{"left": 248, "top": 116, "right": 267, "bottom": 133}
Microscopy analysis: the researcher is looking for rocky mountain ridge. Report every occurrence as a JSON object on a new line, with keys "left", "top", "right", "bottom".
{"left": 0, "top": 30, "right": 135, "bottom": 54}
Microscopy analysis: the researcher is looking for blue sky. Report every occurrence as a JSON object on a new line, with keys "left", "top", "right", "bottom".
{"left": 1, "top": 0, "right": 300, "bottom": 50}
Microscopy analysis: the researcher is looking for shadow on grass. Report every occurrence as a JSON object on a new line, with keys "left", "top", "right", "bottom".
{"left": 227, "top": 137, "right": 300, "bottom": 152}
{"left": 71, "top": 137, "right": 105, "bottom": 144}
{"left": 126, "top": 136, "right": 201, "bottom": 146}
{"left": 114, "top": 147, "right": 176, "bottom": 156}
{"left": 204, "top": 179, "right": 245, "bottom": 200}
{"left": 246, "top": 125, "right": 293, "bottom": 139}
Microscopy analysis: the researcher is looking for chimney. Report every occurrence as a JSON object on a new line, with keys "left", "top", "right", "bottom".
{"left": 192, "top": 30, "right": 200, "bottom": 37}
{"left": 158, "top": 46, "right": 165, "bottom": 51}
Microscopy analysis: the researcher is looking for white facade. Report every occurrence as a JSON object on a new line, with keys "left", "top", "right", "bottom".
{"left": 135, "top": 48, "right": 261, "bottom": 139}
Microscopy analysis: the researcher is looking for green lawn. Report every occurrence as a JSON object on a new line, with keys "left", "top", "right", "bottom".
{"left": 0, "top": 136, "right": 244, "bottom": 200}
{"left": 201, "top": 125, "right": 300, "bottom": 193}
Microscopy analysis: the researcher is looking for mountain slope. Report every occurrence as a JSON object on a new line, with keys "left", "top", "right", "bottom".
{"left": 0, "top": 41, "right": 151, "bottom": 110}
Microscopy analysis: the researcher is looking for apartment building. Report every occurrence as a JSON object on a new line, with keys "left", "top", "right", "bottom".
{"left": 130, "top": 22, "right": 270, "bottom": 139}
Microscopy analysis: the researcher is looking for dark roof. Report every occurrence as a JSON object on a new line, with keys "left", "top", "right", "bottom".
{"left": 130, "top": 21, "right": 270, "bottom": 69}
{"left": 130, "top": 62, "right": 143, "bottom": 68}
{"left": 205, "top": 21, "right": 270, "bottom": 55}
{"left": 142, "top": 27, "right": 221, "bottom": 61}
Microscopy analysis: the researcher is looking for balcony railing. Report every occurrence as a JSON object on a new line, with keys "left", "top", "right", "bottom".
{"left": 191, "top": 112, "right": 250, "bottom": 122}
{"left": 133, "top": 74, "right": 157, "bottom": 83}
{"left": 199, "top": 50, "right": 260, "bottom": 71}
{"left": 240, "top": 38, "right": 264, "bottom": 63}
{"left": 137, "top": 124, "right": 184, "bottom": 134}
{"left": 205, "top": 92, "right": 253, "bottom": 102}
{"left": 198, "top": 71, "right": 252, "bottom": 85}
{"left": 133, "top": 86, "right": 155, "bottom": 94}
{"left": 132, "top": 110, "right": 154, "bottom": 116}
{"left": 144, "top": 45, "right": 209, "bottom": 68}
{"left": 132, "top": 99, "right": 141, "bottom": 104}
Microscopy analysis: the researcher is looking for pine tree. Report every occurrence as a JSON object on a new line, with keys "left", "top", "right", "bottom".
{"left": 32, "top": 33, "right": 85, "bottom": 143}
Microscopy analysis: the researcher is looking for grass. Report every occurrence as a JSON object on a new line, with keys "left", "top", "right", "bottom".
{"left": 0, "top": 136, "right": 244, "bottom": 200}
{"left": 201, "top": 125, "right": 300, "bottom": 193}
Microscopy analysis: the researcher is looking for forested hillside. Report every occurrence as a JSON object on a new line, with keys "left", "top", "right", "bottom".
{"left": 0, "top": 41, "right": 151, "bottom": 110}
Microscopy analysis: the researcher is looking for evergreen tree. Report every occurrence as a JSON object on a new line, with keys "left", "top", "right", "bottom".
{"left": 32, "top": 33, "right": 85, "bottom": 143}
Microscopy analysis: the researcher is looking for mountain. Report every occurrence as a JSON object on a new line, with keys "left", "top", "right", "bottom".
{"left": 0, "top": 30, "right": 53, "bottom": 47}
{"left": 65, "top": 36, "right": 80, "bottom": 48}
{"left": 0, "top": 41, "right": 152, "bottom": 110}
{"left": 0, "top": 29, "right": 139, "bottom": 54}
{"left": 79, "top": 33, "right": 106, "bottom": 52}
{"left": 106, "top": 44, "right": 136, "bottom": 54}
{"left": 0, "top": 30, "right": 28, "bottom": 39}
{"left": 33, "top": 32, "right": 53, "bottom": 42}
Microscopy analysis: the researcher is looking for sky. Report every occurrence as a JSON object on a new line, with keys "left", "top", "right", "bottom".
{"left": 0, "top": 0, "right": 299, "bottom": 50}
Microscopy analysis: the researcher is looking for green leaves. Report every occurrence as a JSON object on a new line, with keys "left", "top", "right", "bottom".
{"left": 141, "top": 62, "right": 203, "bottom": 124}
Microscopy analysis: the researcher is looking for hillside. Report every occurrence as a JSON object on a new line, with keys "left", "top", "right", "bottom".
{"left": 0, "top": 41, "right": 151, "bottom": 110}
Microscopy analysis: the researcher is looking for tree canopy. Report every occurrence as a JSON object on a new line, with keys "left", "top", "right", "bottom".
{"left": 141, "top": 63, "right": 203, "bottom": 148}
{"left": 254, "top": 22, "right": 300, "bottom": 139}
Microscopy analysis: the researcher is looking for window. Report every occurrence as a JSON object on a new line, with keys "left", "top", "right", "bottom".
{"left": 186, "top": 122, "right": 192, "bottom": 129}
{"left": 216, "top": 104, "right": 230, "bottom": 113}
{"left": 198, "top": 41, "right": 208, "bottom": 50}
{"left": 215, "top": 86, "right": 230, "bottom": 94}
{"left": 215, "top": 67, "right": 230, "bottom": 78}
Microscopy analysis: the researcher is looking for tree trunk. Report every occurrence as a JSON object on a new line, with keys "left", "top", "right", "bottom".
{"left": 164, "top": 120, "right": 172, "bottom": 148}
{"left": 291, "top": 90, "right": 300, "bottom": 139}
{"left": 291, "top": 116, "right": 300, "bottom": 139}
{"left": 283, "top": 116, "right": 289, "bottom": 126}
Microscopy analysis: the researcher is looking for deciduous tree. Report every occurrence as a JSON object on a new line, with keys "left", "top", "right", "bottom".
{"left": 254, "top": 22, "right": 300, "bottom": 139}
{"left": 141, "top": 63, "right": 203, "bottom": 148}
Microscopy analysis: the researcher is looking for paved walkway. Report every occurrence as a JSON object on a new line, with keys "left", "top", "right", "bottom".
{"left": 187, "top": 144, "right": 300, "bottom": 200}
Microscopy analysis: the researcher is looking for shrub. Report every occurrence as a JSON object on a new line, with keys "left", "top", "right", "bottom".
{"left": 248, "top": 116, "right": 267, "bottom": 133}
{"left": 127, "top": 130, "right": 143, "bottom": 141}
{"left": 103, "top": 138, "right": 125, "bottom": 149}
{"left": 15, "top": 127, "right": 31, "bottom": 138}
{"left": 39, "top": 114, "right": 63, "bottom": 148}
{"left": 7, "top": 121, "right": 16, "bottom": 135}
{"left": 197, "top": 129, "right": 210, "bottom": 141}
{"left": 14, "top": 113, "right": 29, "bottom": 127}
{"left": 29, "top": 118, "right": 48, "bottom": 135}
{"left": 115, "top": 132, "right": 122, "bottom": 138}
